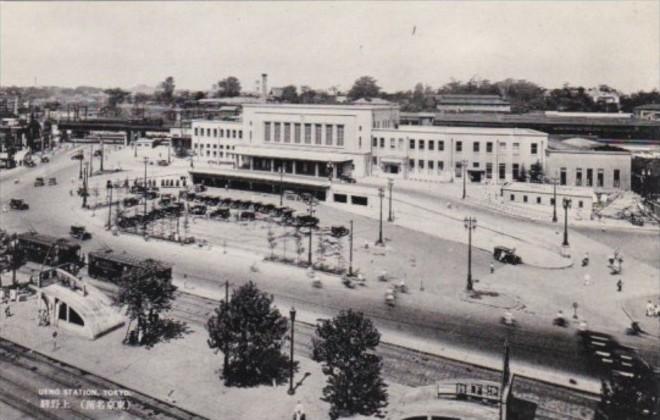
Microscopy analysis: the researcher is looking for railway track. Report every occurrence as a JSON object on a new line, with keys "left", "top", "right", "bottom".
{"left": 170, "top": 290, "right": 599, "bottom": 420}
{"left": 0, "top": 337, "right": 209, "bottom": 420}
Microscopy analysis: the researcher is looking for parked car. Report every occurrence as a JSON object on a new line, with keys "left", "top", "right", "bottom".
{"left": 295, "top": 214, "right": 319, "bottom": 228}
{"left": 48, "top": 177, "right": 57, "bottom": 186}
{"left": 69, "top": 225, "right": 92, "bottom": 240}
{"left": 189, "top": 205, "right": 207, "bottom": 215}
{"left": 24, "top": 160, "right": 36, "bottom": 167}
{"left": 331, "top": 225, "right": 350, "bottom": 238}
{"left": 193, "top": 184, "right": 207, "bottom": 193}
{"left": 493, "top": 246, "right": 522, "bottom": 265}
{"left": 157, "top": 160, "right": 170, "bottom": 166}
{"left": 71, "top": 153, "right": 84, "bottom": 160}
{"left": 630, "top": 214, "right": 645, "bottom": 227}
{"left": 123, "top": 197, "right": 140, "bottom": 207}
{"left": 9, "top": 199, "right": 29, "bottom": 210}
{"left": 240, "top": 211, "right": 256, "bottom": 221}
{"left": 40, "top": 156, "right": 50, "bottom": 163}
{"left": 210, "top": 208, "right": 231, "bottom": 220}
{"left": 34, "top": 177, "right": 45, "bottom": 187}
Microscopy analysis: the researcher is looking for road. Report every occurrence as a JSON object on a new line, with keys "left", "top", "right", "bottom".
{"left": 1, "top": 151, "right": 658, "bottom": 380}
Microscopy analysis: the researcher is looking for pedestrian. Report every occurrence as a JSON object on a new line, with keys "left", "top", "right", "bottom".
{"left": 52, "top": 331, "right": 58, "bottom": 351}
{"left": 5, "top": 305, "right": 12, "bottom": 318}
{"left": 490, "top": 263, "right": 495, "bottom": 274}
{"left": 582, "top": 252, "right": 589, "bottom": 267}
{"left": 616, "top": 279, "right": 623, "bottom": 292}
{"left": 293, "top": 400, "right": 305, "bottom": 420}
{"left": 646, "top": 300, "right": 655, "bottom": 317}
{"left": 583, "top": 274, "right": 591, "bottom": 286}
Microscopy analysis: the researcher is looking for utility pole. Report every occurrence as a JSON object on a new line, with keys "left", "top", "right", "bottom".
{"left": 387, "top": 178, "right": 394, "bottom": 222}
{"left": 462, "top": 159, "right": 468, "bottom": 200}
{"left": 224, "top": 280, "right": 229, "bottom": 374}
{"left": 562, "top": 198, "right": 571, "bottom": 247}
{"left": 89, "top": 143, "right": 93, "bottom": 176}
{"left": 79, "top": 157, "right": 83, "bottom": 180}
{"left": 376, "top": 187, "right": 384, "bottom": 246}
{"left": 552, "top": 176, "right": 558, "bottom": 223}
{"left": 307, "top": 198, "right": 313, "bottom": 266}
{"left": 106, "top": 180, "right": 113, "bottom": 229}
{"left": 82, "top": 163, "right": 89, "bottom": 208}
{"left": 348, "top": 220, "right": 354, "bottom": 276}
{"left": 464, "top": 216, "right": 477, "bottom": 291}
{"left": 99, "top": 137, "right": 104, "bottom": 172}
{"left": 288, "top": 307, "right": 296, "bottom": 395}
{"left": 167, "top": 139, "right": 171, "bottom": 164}
{"left": 143, "top": 157, "right": 149, "bottom": 237}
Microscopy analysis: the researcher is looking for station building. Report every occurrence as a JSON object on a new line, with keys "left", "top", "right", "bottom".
{"left": 191, "top": 119, "right": 243, "bottom": 166}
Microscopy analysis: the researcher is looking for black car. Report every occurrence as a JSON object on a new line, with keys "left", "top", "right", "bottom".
{"left": 70, "top": 225, "right": 92, "bottom": 240}
{"left": 123, "top": 197, "right": 140, "bottom": 207}
{"left": 240, "top": 211, "right": 256, "bottom": 221}
{"left": 189, "top": 205, "right": 207, "bottom": 215}
{"left": 210, "top": 208, "right": 231, "bottom": 220}
{"left": 40, "top": 156, "right": 50, "bottom": 163}
{"left": 9, "top": 199, "right": 29, "bottom": 210}
{"left": 34, "top": 177, "right": 45, "bottom": 187}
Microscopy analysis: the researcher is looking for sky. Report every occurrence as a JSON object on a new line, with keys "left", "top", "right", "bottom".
{"left": 1, "top": 1, "right": 659, "bottom": 94}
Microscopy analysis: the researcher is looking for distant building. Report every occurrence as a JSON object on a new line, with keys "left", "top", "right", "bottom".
{"left": 587, "top": 87, "right": 621, "bottom": 109}
{"left": 436, "top": 94, "right": 511, "bottom": 114}
{"left": 545, "top": 137, "right": 631, "bottom": 191}
{"left": 191, "top": 119, "right": 243, "bottom": 166}
{"left": 501, "top": 182, "right": 595, "bottom": 216}
{"left": 633, "top": 104, "right": 660, "bottom": 121}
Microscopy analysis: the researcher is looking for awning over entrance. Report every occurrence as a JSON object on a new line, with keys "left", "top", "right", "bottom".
{"left": 380, "top": 156, "right": 405, "bottom": 164}
{"left": 235, "top": 145, "right": 354, "bottom": 163}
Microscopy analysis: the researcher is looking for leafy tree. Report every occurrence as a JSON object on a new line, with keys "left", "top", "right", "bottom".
{"left": 596, "top": 370, "right": 659, "bottom": 419}
{"left": 620, "top": 90, "right": 660, "bottom": 113}
{"left": 192, "top": 91, "right": 207, "bottom": 101}
{"left": 216, "top": 76, "right": 241, "bottom": 97}
{"left": 104, "top": 88, "right": 130, "bottom": 109}
{"left": 348, "top": 76, "right": 381, "bottom": 100}
{"left": 157, "top": 76, "right": 175, "bottom": 104}
{"left": 133, "top": 92, "right": 151, "bottom": 104}
{"left": 529, "top": 160, "right": 544, "bottom": 183}
{"left": 280, "top": 85, "right": 299, "bottom": 103}
{"left": 207, "top": 281, "right": 291, "bottom": 386}
{"left": 312, "top": 310, "right": 388, "bottom": 419}
{"left": 114, "top": 266, "right": 177, "bottom": 345}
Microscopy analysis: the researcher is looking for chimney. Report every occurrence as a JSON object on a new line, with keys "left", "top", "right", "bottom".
{"left": 261, "top": 73, "right": 268, "bottom": 100}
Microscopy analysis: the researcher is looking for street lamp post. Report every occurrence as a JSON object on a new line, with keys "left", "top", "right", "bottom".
{"left": 288, "top": 306, "right": 296, "bottom": 395}
{"left": 562, "top": 198, "right": 571, "bottom": 247}
{"left": 348, "top": 220, "right": 354, "bottom": 276}
{"left": 89, "top": 143, "right": 93, "bottom": 176}
{"left": 376, "top": 187, "right": 384, "bottom": 246}
{"left": 106, "top": 180, "right": 114, "bottom": 230}
{"left": 462, "top": 159, "right": 468, "bottom": 200}
{"left": 99, "top": 138, "right": 104, "bottom": 172}
{"left": 552, "top": 177, "right": 558, "bottom": 223}
{"left": 82, "top": 163, "right": 89, "bottom": 208}
{"left": 143, "top": 157, "right": 149, "bottom": 236}
{"left": 387, "top": 178, "right": 394, "bottom": 222}
{"left": 464, "top": 217, "right": 477, "bottom": 291}
{"left": 78, "top": 157, "right": 83, "bottom": 180}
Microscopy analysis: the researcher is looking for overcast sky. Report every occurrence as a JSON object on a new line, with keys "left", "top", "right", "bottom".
{"left": 1, "top": 1, "right": 658, "bottom": 93}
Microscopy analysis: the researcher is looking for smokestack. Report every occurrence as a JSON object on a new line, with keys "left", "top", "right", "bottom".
{"left": 261, "top": 73, "right": 268, "bottom": 100}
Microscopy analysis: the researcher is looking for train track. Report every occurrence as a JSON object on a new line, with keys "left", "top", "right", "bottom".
{"left": 170, "top": 290, "right": 599, "bottom": 420}
{"left": 0, "top": 337, "right": 208, "bottom": 420}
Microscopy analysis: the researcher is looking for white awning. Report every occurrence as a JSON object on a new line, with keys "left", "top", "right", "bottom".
{"left": 235, "top": 145, "right": 356, "bottom": 163}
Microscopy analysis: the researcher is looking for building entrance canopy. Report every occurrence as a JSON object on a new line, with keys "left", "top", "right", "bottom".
{"left": 235, "top": 145, "right": 353, "bottom": 163}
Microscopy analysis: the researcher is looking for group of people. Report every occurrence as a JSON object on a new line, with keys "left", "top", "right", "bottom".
{"left": 646, "top": 300, "right": 660, "bottom": 317}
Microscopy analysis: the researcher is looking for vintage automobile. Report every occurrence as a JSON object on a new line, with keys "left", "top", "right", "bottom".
{"left": 122, "top": 197, "right": 140, "bottom": 207}
{"left": 493, "top": 246, "right": 522, "bottom": 265}
{"left": 294, "top": 214, "right": 320, "bottom": 229}
{"left": 9, "top": 199, "right": 29, "bottom": 210}
{"left": 630, "top": 214, "right": 645, "bottom": 227}
{"left": 240, "top": 211, "right": 256, "bottom": 221}
{"left": 70, "top": 153, "right": 84, "bottom": 160}
{"left": 40, "top": 156, "right": 50, "bottom": 163}
{"left": 24, "top": 159, "right": 36, "bottom": 167}
{"left": 157, "top": 160, "right": 170, "bottom": 166}
{"left": 189, "top": 204, "right": 207, "bottom": 215}
{"left": 34, "top": 177, "right": 45, "bottom": 187}
{"left": 330, "top": 225, "right": 350, "bottom": 238}
{"left": 210, "top": 208, "right": 231, "bottom": 220}
{"left": 69, "top": 225, "right": 92, "bottom": 240}
{"left": 48, "top": 177, "right": 57, "bottom": 186}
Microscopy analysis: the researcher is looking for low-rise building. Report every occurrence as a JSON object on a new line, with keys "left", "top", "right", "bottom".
{"left": 436, "top": 94, "right": 511, "bottom": 113}
{"left": 633, "top": 103, "right": 660, "bottom": 121}
{"left": 191, "top": 119, "right": 243, "bottom": 167}
{"left": 501, "top": 182, "right": 594, "bottom": 216}
{"left": 372, "top": 125, "right": 547, "bottom": 183}
{"left": 545, "top": 137, "right": 631, "bottom": 191}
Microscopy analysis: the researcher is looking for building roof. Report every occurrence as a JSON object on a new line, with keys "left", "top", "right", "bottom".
{"left": 501, "top": 182, "right": 594, "bottom": 198}
{"left": 18, "top": 232, "right": 79, "bottom": 250}
{"left": 547, "top": 137, "right": 629, "bottom": 153}
{"left": 89, "top": 249, "right": 172, "bottom": 270}
{"left": 242, "top": 102, "right": 397, "bottom": 111}
{"left": 435, "top": 94, "right": 510, "bottom": 106}
{"left": 634, "top": 103, "right": 660, "bottom": 111}
{"left": 190, "top": 168, "right": 331, "bottom": 188}
{"left": 430, "top": 111, "right": 660, "bottom": 127}
{"left": 375, "top": 125, "right": 547, "bottom": 137}
{"left": 351, "top": 97, "right": 393, "bottom": 106}
{"left": 40, "top": 280, "right": 124, "bottom": 339}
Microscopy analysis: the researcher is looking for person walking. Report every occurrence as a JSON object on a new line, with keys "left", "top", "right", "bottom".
{"left": 616, "top": 279, "right": 623, "bottom": 292}
{"left": 293, "top": 401, "right": 305, "bottom": 420}
{"left": 646, "top": 300, "right": 655, "bottom": 317}
{"left": 490, "top": 263, "right": 495, "bottom": 274}
{"left": 52, "top": 331, "right": 58, "bottom": 351}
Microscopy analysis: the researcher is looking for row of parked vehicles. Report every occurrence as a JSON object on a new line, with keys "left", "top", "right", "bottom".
{"left": 183, "top": 192, "right": 320, "bottom": 228}
{"left": 34, "top": 177, "right": 57, "bottom": 187}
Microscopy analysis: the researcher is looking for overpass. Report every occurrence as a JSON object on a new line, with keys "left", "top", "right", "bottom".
{"left": 57, "top": 119, "right": 172, "bottom": 144}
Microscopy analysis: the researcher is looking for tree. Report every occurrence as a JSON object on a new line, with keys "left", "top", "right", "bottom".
{"left": 312, "top": 310, "right": 388, "bottom": 419}
{"left": 596, "top": 370, "right": 659, "bottom": 419}
{"left": 280, "top": 85, "right": 299, "bottom": 103}
{"left": 133, "top": 92, "right": 151, "bottom": 105}
{"left": 207, "top": 281, "right": 291, "bottom": 386}
{"left": 157, "top": 76, "right": 175, "bottom": 104}
{"left": 104, "top": 88, "right": 130, "bottom": 109}
{"left": 529, "top": 160, "right": 544, "bottom": 183}
{"left": 348, "top": 76, "right": 381, "bottom": 100}
{"left": 216, "top": 76, "right": 241, "bottom": 97}
{"left": 192, "top": 91, "right": 207, "bottom": 101}
{"left": 114, "top": 266, "right": 177, "bottom": 345}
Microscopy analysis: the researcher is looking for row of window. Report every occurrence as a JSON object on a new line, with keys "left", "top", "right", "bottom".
{"left": 264, "top": 122, "right": 345, "bottom": 146}
{"left": 194, "top": 126, "right": 243, "bottom": 139}
{"left": 379, "top": 157, "right": 526, "bottom": 180}
{"left": 560, "top": 167, "right": 621, "bottom": 188}
{"left": 508, "top": 193, "right": 584, "bottom": 208}
{"left": 193, "top": 143, "right": 235, "bottom": 150}
{"left": 373, "top": 137, "right": 538, "bottom": 154}
{"left": 202, "top": 150, "right": 234, "bottom": 159}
